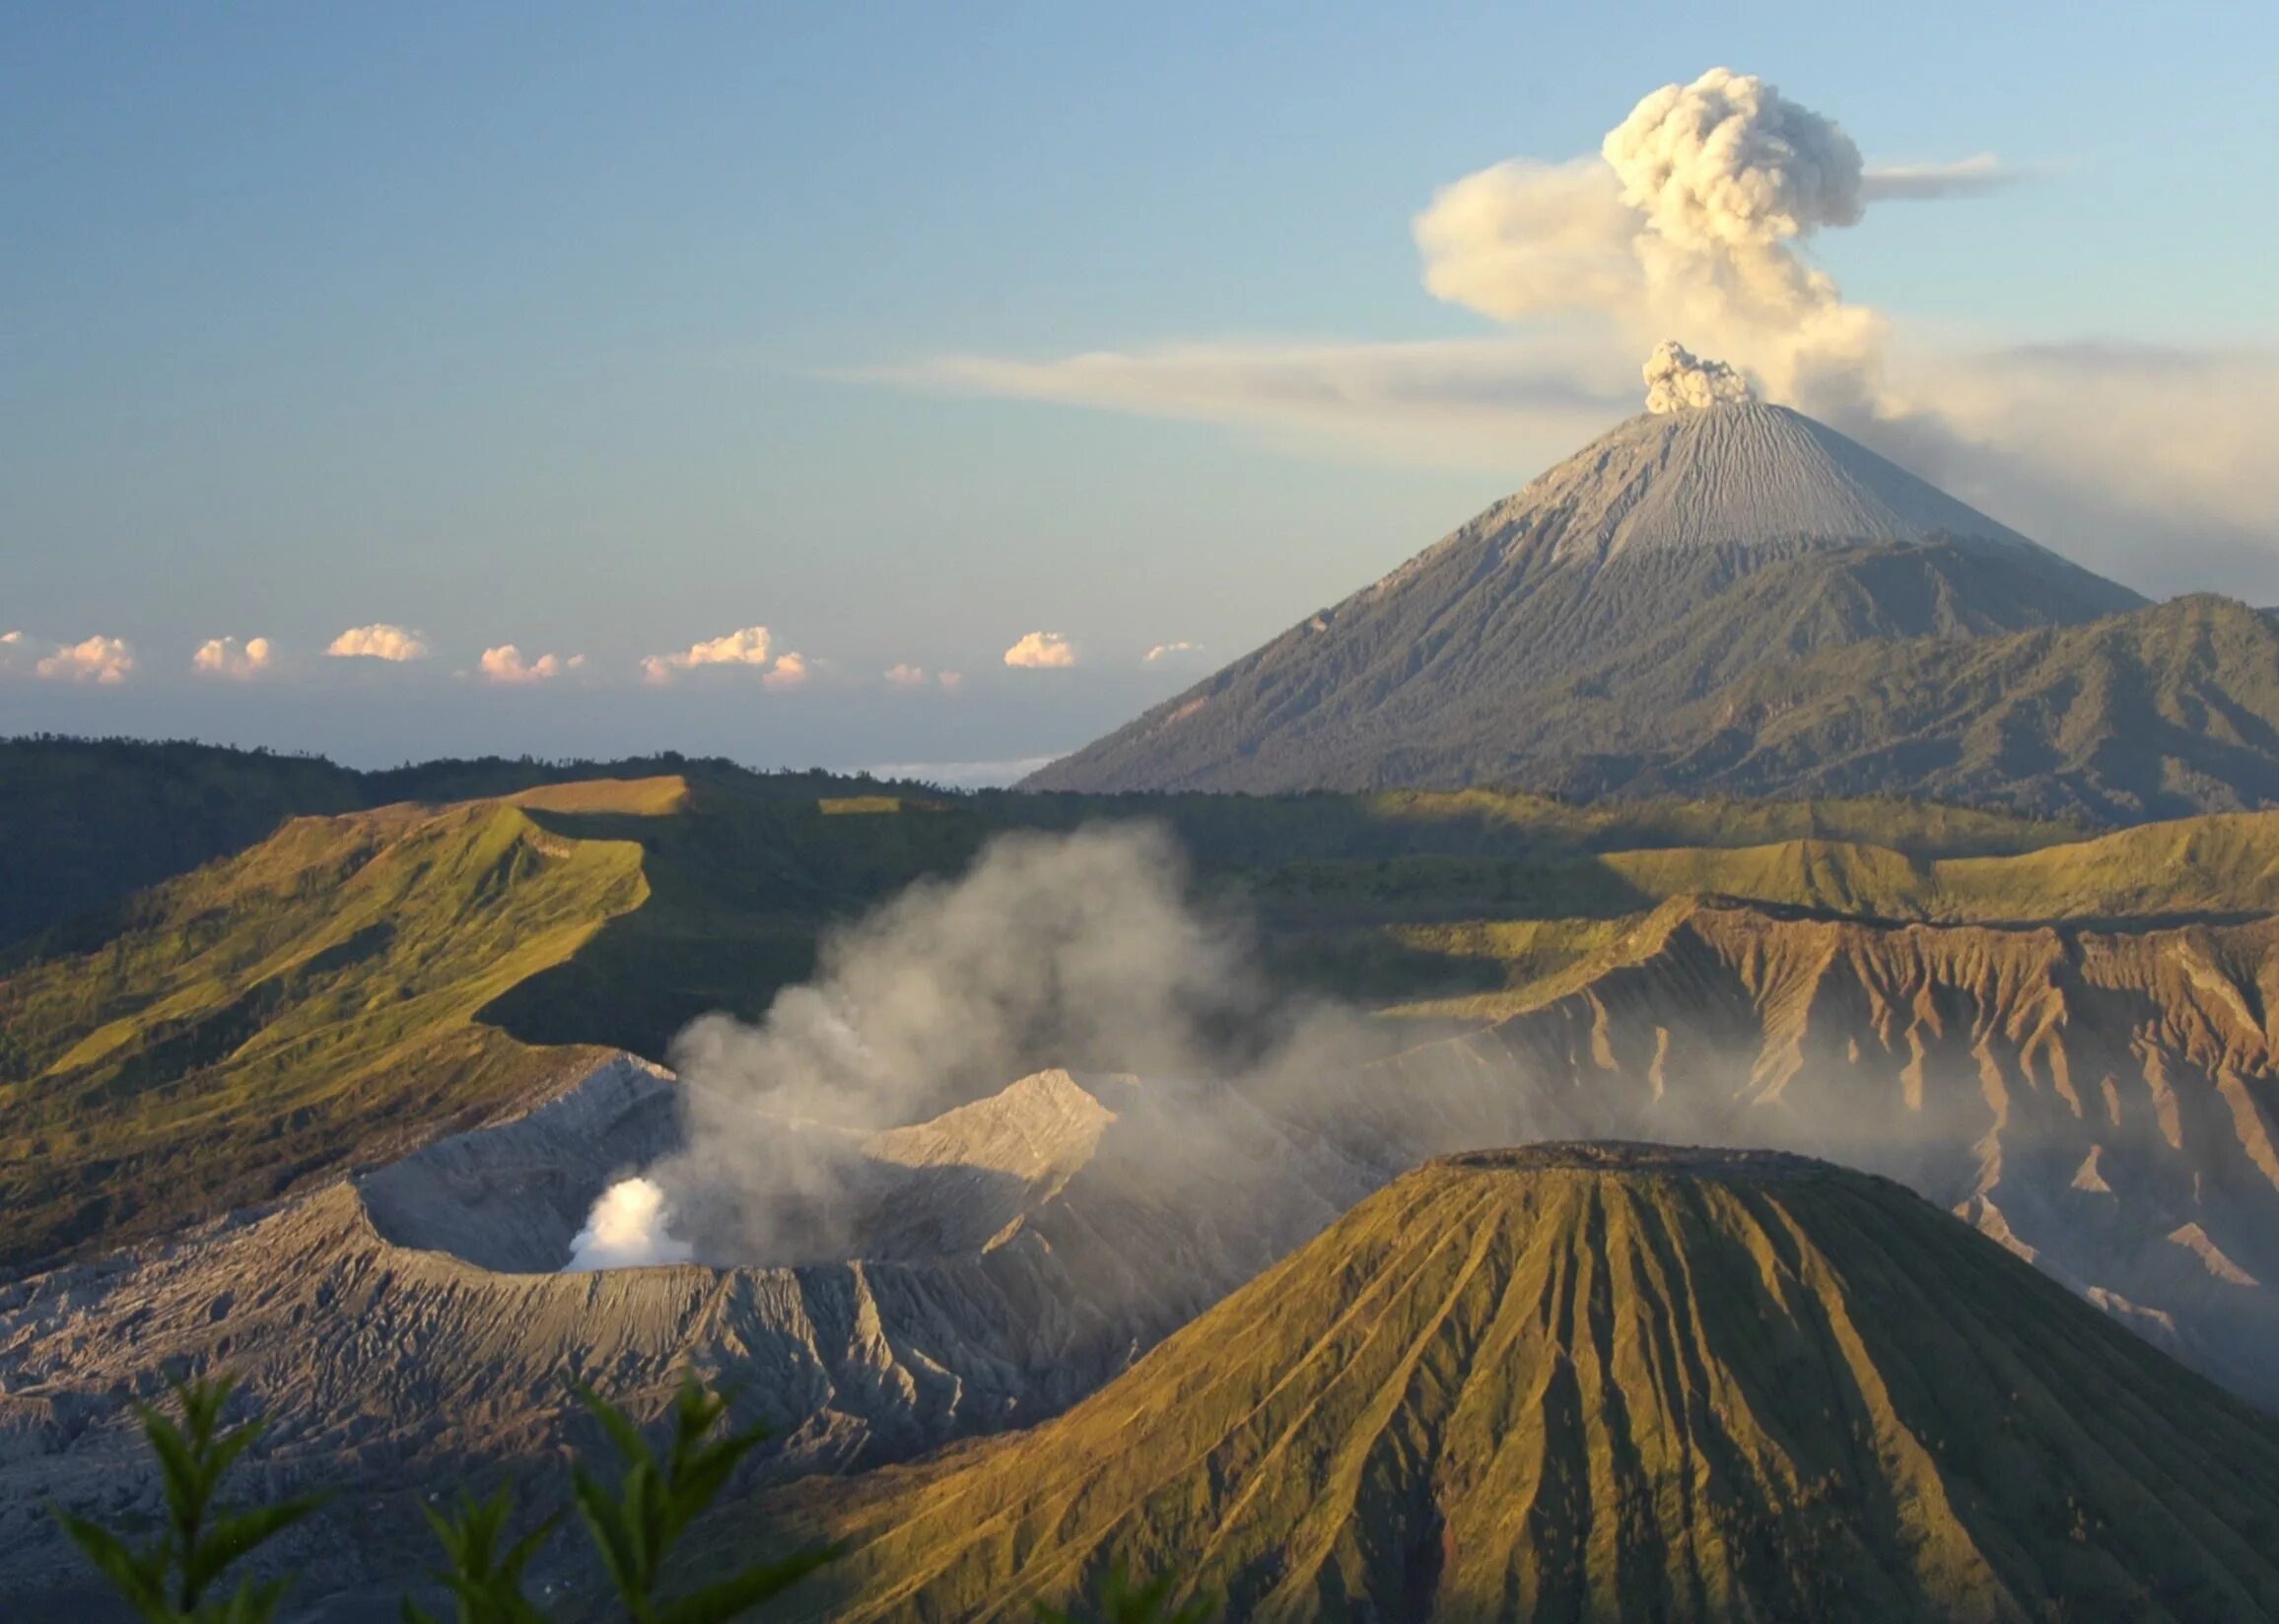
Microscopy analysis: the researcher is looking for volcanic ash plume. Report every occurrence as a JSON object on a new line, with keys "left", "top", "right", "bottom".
{"left": 561, "top": 824, "right": 1406, "bottom": 1269}
{"left": 1417, "top": 67, "right": 1890, "bottom": 412}
{"left": 1642, "top": 340, "right": 1754, "bottom": 412}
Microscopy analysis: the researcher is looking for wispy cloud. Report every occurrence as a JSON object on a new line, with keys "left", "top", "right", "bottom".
{"left": 192, "top": 636, "right": 274, "bottom": 679}
{"left": 326, "top": 624, "right": 430, "bottom": 661}
{"left": 762, "top": 650, "right": 810, "bottom": 690}
{"left": 1003, "top": 631, "right": 1077, "bottom": 669}
{"left": 1861, "top": 154, "right": 2019, "bottom": 201}
{"left": 37, "top": 635, "right": 136, "bottom": 684}
{"left": 1144, "top": 641, "right": 1202, "bottom": 663}
{"left": 874, "top": 336, "right": 1629, "bottom": 468}
{"left": 884, "top": 663, "right": 965, "bottom": 691}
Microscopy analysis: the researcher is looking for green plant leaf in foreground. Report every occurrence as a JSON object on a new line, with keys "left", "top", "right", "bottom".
{"left": 55, "top": 1372, "right": 324, "bottom": 1623}
{"left": 401, "top": 1486, "right": 561, "bottom": 1624}
{"left": 569, "top": 1373, "right": 836, "bottom": 1623}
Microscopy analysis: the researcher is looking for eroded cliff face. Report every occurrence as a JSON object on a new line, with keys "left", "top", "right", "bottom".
{"left": 1388, "top": 906, "right": 2279, "bottom": 1400}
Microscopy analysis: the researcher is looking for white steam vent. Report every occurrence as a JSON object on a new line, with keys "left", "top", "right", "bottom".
{"left": 564, "top": 1177, "right": 693, "bottom": 1271}
{"left": 1643, "top": 339, "right": 1754, "bottom": 413}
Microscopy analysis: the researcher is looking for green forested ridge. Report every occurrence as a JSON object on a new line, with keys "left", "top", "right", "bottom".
{"left": 0, "top": 735, "right": 951, "bottom": 948}
{"left": 756, "top": 1147, "right": 2279, "bottom": 1622}
{"left": 15, "top": 745, "right": 2279, "bottom": 1268}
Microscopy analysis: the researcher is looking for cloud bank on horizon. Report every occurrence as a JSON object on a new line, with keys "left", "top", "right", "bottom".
{"left": 0, "top": 623, "right": 1040, "bottom": 696}
{"left": 879, "top": 67, "right": 2274, "bottom": 590}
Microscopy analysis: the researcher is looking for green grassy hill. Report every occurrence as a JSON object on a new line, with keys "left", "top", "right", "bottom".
{"left": 761, "top": 1146, "right": 2279, "bottom": 1622}
{"left": 0, "top": 783, "right": 659, "bottom": 1262}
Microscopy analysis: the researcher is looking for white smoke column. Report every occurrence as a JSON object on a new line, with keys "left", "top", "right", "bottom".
{"left": 630, "top": 824, "right": 1343, "bottom": 1265}
{"left": 564, "top": 1177, "right": 694, "bottom": 1271}
{"left": 1642, "top": 340, "right": 1754, "bottom": 413}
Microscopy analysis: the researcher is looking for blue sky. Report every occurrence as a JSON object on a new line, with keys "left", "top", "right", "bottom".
{"left": 4, "top": 2, "right": 2275, "bottom": 772}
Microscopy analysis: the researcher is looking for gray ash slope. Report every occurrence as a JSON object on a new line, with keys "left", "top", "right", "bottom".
{"left": 1019, "top": 400, "right": 2279, "bottom": 819}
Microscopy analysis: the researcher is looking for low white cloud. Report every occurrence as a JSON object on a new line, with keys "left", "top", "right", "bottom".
{"left": 1003, "top": 631, "right": 1077, "bottom": 669}
{"left": 37, "top": 635, "right": 136, "bottom": 685}
{"left": 641, "top": 625, "right": 808, "bottom": 687}
{"left": 0, "top": 631, "right": 21, "bottom": 643}
{"left": 478, "top": 644, "right": 582, "bottom": 684}
{"left": 762, "top": 650, "right": 810, "bottom": 690}
{"left": 326, "top": 624, "right": 430, "bottom": 661}
{"left": 937, "top": 670, "right": 964, "bottom": 691}
{"left": 1144, "top": 641, "right": 1203, "bottom": 662}
{"left": 191, "top": 636, "right": 275, "bottom": 679}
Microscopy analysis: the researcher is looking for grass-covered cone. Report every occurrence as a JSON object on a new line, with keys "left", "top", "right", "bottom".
{"left": 762, "top": 1145, "right": 2279, "bottom": 1623}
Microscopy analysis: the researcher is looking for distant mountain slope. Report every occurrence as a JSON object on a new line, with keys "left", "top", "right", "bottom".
{"left": 1252, "top": 594, "right": 2279, "bottom": 824}
{"left": 1021, "top": 401, "right": 2227, "bottom": 808}
{"left": 1603, "top": 592, "right": 2279, "bottom": 820}
{"left": 768, "top": 1146, "right": 2279, "bottom": 1622}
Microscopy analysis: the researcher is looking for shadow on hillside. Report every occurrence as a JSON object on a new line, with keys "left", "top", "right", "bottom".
{"left": 482, "top": 801, "right": 989, "bottom": 1060}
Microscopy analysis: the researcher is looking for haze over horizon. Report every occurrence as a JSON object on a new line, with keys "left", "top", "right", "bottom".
{"left": 5, "top": 4, "right": 2275, "bottom": 772}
